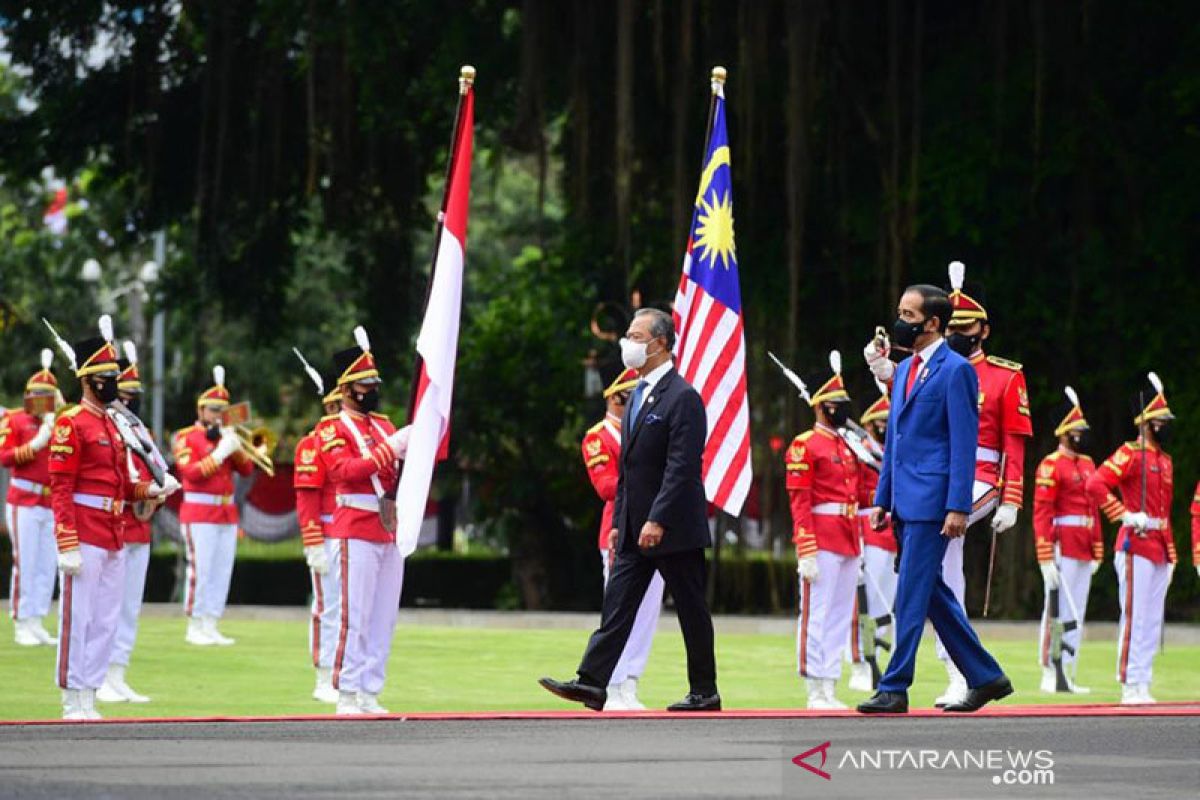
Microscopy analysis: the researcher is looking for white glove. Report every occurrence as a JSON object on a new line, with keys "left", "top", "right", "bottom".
{"left": 797, "top": 556, "right": 820, "bottom": 584}
{"left": 1039, "top": 561, "right": 1060, "bottom": 591}
{"left": 863, "top": 339, "right": 895, "bottom": 383}
{"left": 147, "top": 473, "right": 181, "bottom": 498}
{"left": 58, "top": 548, "right": 82, "bottom": 576}
{"left": 211, "top": 428, "right": 240, "bottom": 464}
{"left": 305, "top": 544, "right": 329, "bottom": 575}
{"left": 386, "top": 425, "right": 412, "bottom": 459}
{"left": 1091, "top": 560, "right": 1102, "bottom": 576}
{"left": 1121, "top": 511, "right": 1150, "bottom": 533}
{"left": 28, "top": 414, "right": 54, "bottom": 452}
{"left": 991, "top": 503, "right": 1019, "bottom": 533}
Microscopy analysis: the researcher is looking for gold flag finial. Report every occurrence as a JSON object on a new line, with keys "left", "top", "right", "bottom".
{"left": 711, "top": 66, "right": 727, "bottom": 85}
{"left": 459, "top": 65, "right": 476, "bottom": 94}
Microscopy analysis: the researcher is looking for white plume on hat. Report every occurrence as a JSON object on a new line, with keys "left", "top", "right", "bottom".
{"left": 353, "top": 325, "right": 371, "bottom": 354}
{"left": 1147, "top": 371, "right": 1163, "bottom": 394}
{"left": 828, "top": 350, "right": 842, "bottom": 376}
{"left": 948, "top": 260, "right": 965, "bottom": 292}
{"left": 123, "top": 341, "right": 138, "bottom": 366}
{"left": 1063, "top": 385, "right": 1079, "bottom": 408}
{"left": 98, "top": 314, "right": 114, "bottom": 342}
{"left": 41, "top": 349, "right": 53, "bottom": 370}
{"left": 875, "top": 378, "right": 888, "bottom": 397}
{"left": 213, "top": 364, "right": 225, "bottom": 387}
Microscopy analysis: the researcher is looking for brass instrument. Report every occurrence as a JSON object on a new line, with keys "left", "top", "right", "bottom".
{"left": 221, "top": 401, "right": 277, "bottom": 477}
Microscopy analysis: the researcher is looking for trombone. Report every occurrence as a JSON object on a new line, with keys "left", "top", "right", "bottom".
{"left": 221, "top": 401, "right": 277, "bottom": 477}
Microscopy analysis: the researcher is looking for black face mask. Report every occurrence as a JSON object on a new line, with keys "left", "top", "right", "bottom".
{"left": 1068, "top": 430, "right": 1091, "bottom": 452}
{"left": 1152, "top": 424, "right": 1171, "bottom": 448}
{"left": 354, "top": 387, "right": 380, "bottom": 413}
{"left": 892, "top": 317, "right": 927, "bottom": 349}
{"left": 872, "top": 423, "right": 888, "bottom": 443}
{"left": 206, "top": 424, "right": 222, "bottom": 442}
{"left": 123, "top": 395, "right": 142, "bottom": 416}
{"left": 92, "top": 376, "right": 119, "bottom": 404}
{"left": 946, "top": 331, "right": 982, "bottom": 357}
{"left": 825, "top": 403, "right": 851, "bottom": 428}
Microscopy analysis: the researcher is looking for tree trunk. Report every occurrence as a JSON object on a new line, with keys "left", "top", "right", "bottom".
{"left": 672, "top": 0, "right": 696, "bottom": 243}
{"left": 615, "top": 0, "right": 635, "bottom": 291}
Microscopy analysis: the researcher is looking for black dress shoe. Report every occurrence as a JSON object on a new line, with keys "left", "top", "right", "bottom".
{"left": 942, "top": 676, "right": 1013, "bottom": 713}
{"left": 667, "top": 692, "right": 722, "bottom": 712}
{"left": 538, "top": 677, "right": 606, "bottom": 711}
{"left": 856, "top": 691, "right": 908, "bottom": 714}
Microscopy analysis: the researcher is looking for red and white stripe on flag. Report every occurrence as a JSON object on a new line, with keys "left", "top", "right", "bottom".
{"left": 395, "top": 81, "right": 474, "bottom": 557}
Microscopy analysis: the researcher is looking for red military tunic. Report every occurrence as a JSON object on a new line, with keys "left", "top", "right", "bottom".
{"left": 1190, "top": 480, "right": 1200, "bottom": 568}
{"left": 172, "top": 424, "right": 254, "bottom": 525}
{"left": 48, "top": 399, "right": 150, "bottom": 551}
{"left": 968, "top": 352, "right": 1032, "bottom": 507}
{"left": 856, "top": 461, "right": 896, "bottom": 552}
{"left": 120, "top": 454, "right": 154, "bottom": 545}
{"left": 1032, "top": 448, "right": 1104, "bottom": 563}
{"left": 582, "top": 414, "right": 621, "bottom": 550}
{"left": 1086, "top": 439, "right": 1176, "bottom": 565}
{"left": 0, "top": 410, "right": 53, "bottom": 508}
{"left": 294, "top": 418, "right": 338, "bottom": 548}
{"left": 315, "top": 410, "right": 398, "bottom": 544}
{"left": 785, "top": 425, "right": 860, "bottom": 558}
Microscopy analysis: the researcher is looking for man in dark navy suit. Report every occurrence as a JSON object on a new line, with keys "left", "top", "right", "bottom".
{"left": 540, "top": 308, "right": 719, "bottom": 712}
{"left": 857, "top": 285, "right": 1012, "bottom": 714}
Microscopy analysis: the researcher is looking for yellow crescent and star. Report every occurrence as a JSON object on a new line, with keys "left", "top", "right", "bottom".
{"left": 692, "top": 145, "right": 736, "bottom": 272}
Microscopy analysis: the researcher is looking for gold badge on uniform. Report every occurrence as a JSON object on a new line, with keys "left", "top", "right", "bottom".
{"left": 301, "top": 448, "right": 316, "bottom": 464}
{"left": 585, "top": 438, "right": 602, "bottom": 457}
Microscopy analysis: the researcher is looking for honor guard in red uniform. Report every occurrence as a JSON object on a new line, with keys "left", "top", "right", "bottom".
{"left": 97, "top": 344, "right": 162, "bottom": 704}
{"left": 1033, "top": 387, "right": 1105, "bottom": 694}
{"left": 581, "top": 368, "right": 664, "bottom": 711}
{"left": 47, "top": 316, "right": 176, "bottom": 720}
{"left": 315, "top": 326, "right": 411, "bottom": 715}
{"left": 1086, "top": 372, "right": 1176, "bottom": 704}
{"left": 847, "top": 381, "right": 896, "bottom": 693}
{"left": 173, "top": 365, "right": 255, "bottom": 646}
{"left": 1191, "top": 481, "right": 1200, "bottom": 579}
{"left": 785, "top": 351, "right": 861, "bottom": 710}
{"left": 934, "top": 260, "right": 1032, "bottom": 706}
{"left": 292, "top": 350, "right": 343, "bottom": 704}
{"left": 0, "top": 349, "right": 60, "bottom": 646}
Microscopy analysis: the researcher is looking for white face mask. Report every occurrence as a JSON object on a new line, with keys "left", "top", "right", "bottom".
{"left": 620, "top": 337, "right": 652, "bottom": 370}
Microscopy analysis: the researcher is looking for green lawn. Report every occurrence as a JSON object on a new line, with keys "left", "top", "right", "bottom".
{"left": 2, "top": 617, "right": 1196, "bottom": 720}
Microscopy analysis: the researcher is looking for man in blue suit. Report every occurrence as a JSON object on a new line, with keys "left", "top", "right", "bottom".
{"left": 858, "top": 285, "right": 1012, "bottom": 714}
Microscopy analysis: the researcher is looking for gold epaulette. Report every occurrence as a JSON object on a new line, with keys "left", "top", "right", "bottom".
{"left": 368, "top": 411, "right": 391, "bottom": 420}
{"left": 587, "top": 421, "right": 606, "bottom": 435}
{"left": 794, "top": 431, "right": 814, "bottom": 444}
{"left": 320, "top": 414, "right": 340, "bottom": 422}
{"left": 59, "top": 405, "right": 84, "bottom": 419}
{"left": 1041, "top": 451, "right": 1062, "bottom": 463}
{"left": 985, "top": 355, "right": 1023, "bottom": 371}
{"left": 172, "top": 425, "right": 194, "bottom": 440}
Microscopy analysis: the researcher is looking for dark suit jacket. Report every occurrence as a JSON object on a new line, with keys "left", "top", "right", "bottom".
{"left": 874, "top": 342, "right": 980, "bottom": 522}
{"left": 612, "top": 367, "right": 709, "bottom": 555}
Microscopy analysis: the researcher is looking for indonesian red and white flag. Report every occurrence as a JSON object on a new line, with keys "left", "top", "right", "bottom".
{"left": 395, "top": 79, "right": 474, "bottom": 556}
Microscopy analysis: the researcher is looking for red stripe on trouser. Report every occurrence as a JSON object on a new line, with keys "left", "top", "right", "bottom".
{"left": 9, "top": 507, "right": 19, "bottom": 620}
{"left": 57, "top": 574, "right": 73, "bottom": 688}
{"left": 310, "top": 569, "right": 324, "bottom": 668}
{"left": 849, "top": 594, "right": 861, "bottom": 662}
{"left": 332, "top": 543, "right": 350, "bottom": 689}
{"left": 184, "top": 525, "right": 197, "bottom": 617}
{"left": 799, "top": 581, "right": 811, "bottom": 677}
{"left": 1119, "top": 555, "right": 1134, "bottom": 684}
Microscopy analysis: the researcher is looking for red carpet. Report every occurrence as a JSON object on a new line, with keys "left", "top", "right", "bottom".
{"left": 3, "top": 701, "right": 1198, "bottom": 726}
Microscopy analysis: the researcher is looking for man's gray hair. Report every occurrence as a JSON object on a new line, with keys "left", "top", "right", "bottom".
{"left": 635, "top": 307, "right": 676, "bottom": 350}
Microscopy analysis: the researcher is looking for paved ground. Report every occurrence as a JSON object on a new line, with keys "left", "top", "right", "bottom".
{"left": 1, "top": 714, "right": 1195, "bottom": 799}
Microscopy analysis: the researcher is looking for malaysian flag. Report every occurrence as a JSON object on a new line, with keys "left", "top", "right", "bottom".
{"left": 672, "top": 73, "right": 752, "bottom": 516}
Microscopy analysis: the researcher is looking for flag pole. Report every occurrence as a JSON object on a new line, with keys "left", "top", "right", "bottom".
{"left": 407, "top": 65, "right": 476, "bottom": 424}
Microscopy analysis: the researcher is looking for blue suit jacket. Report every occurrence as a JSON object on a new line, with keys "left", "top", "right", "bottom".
{"left": 874, "top": 342, "right": 980, "bottom": 523}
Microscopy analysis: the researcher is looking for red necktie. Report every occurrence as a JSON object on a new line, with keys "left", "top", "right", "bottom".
{"left": 905, "top": 354, "right": 922, "bottom": 400}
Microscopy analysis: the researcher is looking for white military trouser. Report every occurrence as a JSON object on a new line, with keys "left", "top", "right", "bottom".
{"left": 848, "top": 543, "right": 898, "bottom": 664}
{"left": 182, "top": 522, "right": 237, "bottom": 620}
{"left": 6, "top": 504, "right": 58, "bottom": 620}
{"left": 1037, "top": 549, "right": 1093, "bottom": 669}
{"left": 330, "top": 538, "right": 404, "bottom": 695}
{"left": 600, "top": 548, "right": 664, "bottom": 685}
{"left": 110, "top": 542, "right": 150, "bottom": 667}
{"left": 309, "top": 535, "right": 341, "bottom": 670}
{"left": 57, "top": 544, "right": 125, "bottom": 690}
{"left": 936, "top": 479, "right": 999, "bottom": 662}
{"left": 1114, "top": 551, "right": 1171, "bottom": 686}
{"left": 797, "top": 550, "right": 859, "bottom": 680}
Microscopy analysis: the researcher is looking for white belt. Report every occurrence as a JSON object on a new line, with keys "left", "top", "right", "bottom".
{"left": 320, "top": 513, "right": 334, "bottom": 524}
{"left": 336, "top": 494, "right": 380, "bottom": 512}
{"left": 1053, "top": 515, "right": 1094, "bottom": 527}
{"left": 11, "top": 477, "right": 50, "bottom": 497}
{"left": 855, "top": 508, "right": 873, "bottom": 518}
{"left": 1142, "top": 517, "right": 1168, "bottom": 531}
{"left": 976, "top": 446, "right": 1001, "bottom": 463}
{"left": 183, "top": 491, "right": 235, "bottom": 507}
{"left": 812, "top": 502, "right": 856, "bottom": 517}
{"left": 72, "top": 493, "right": 124, "bottom": 514}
